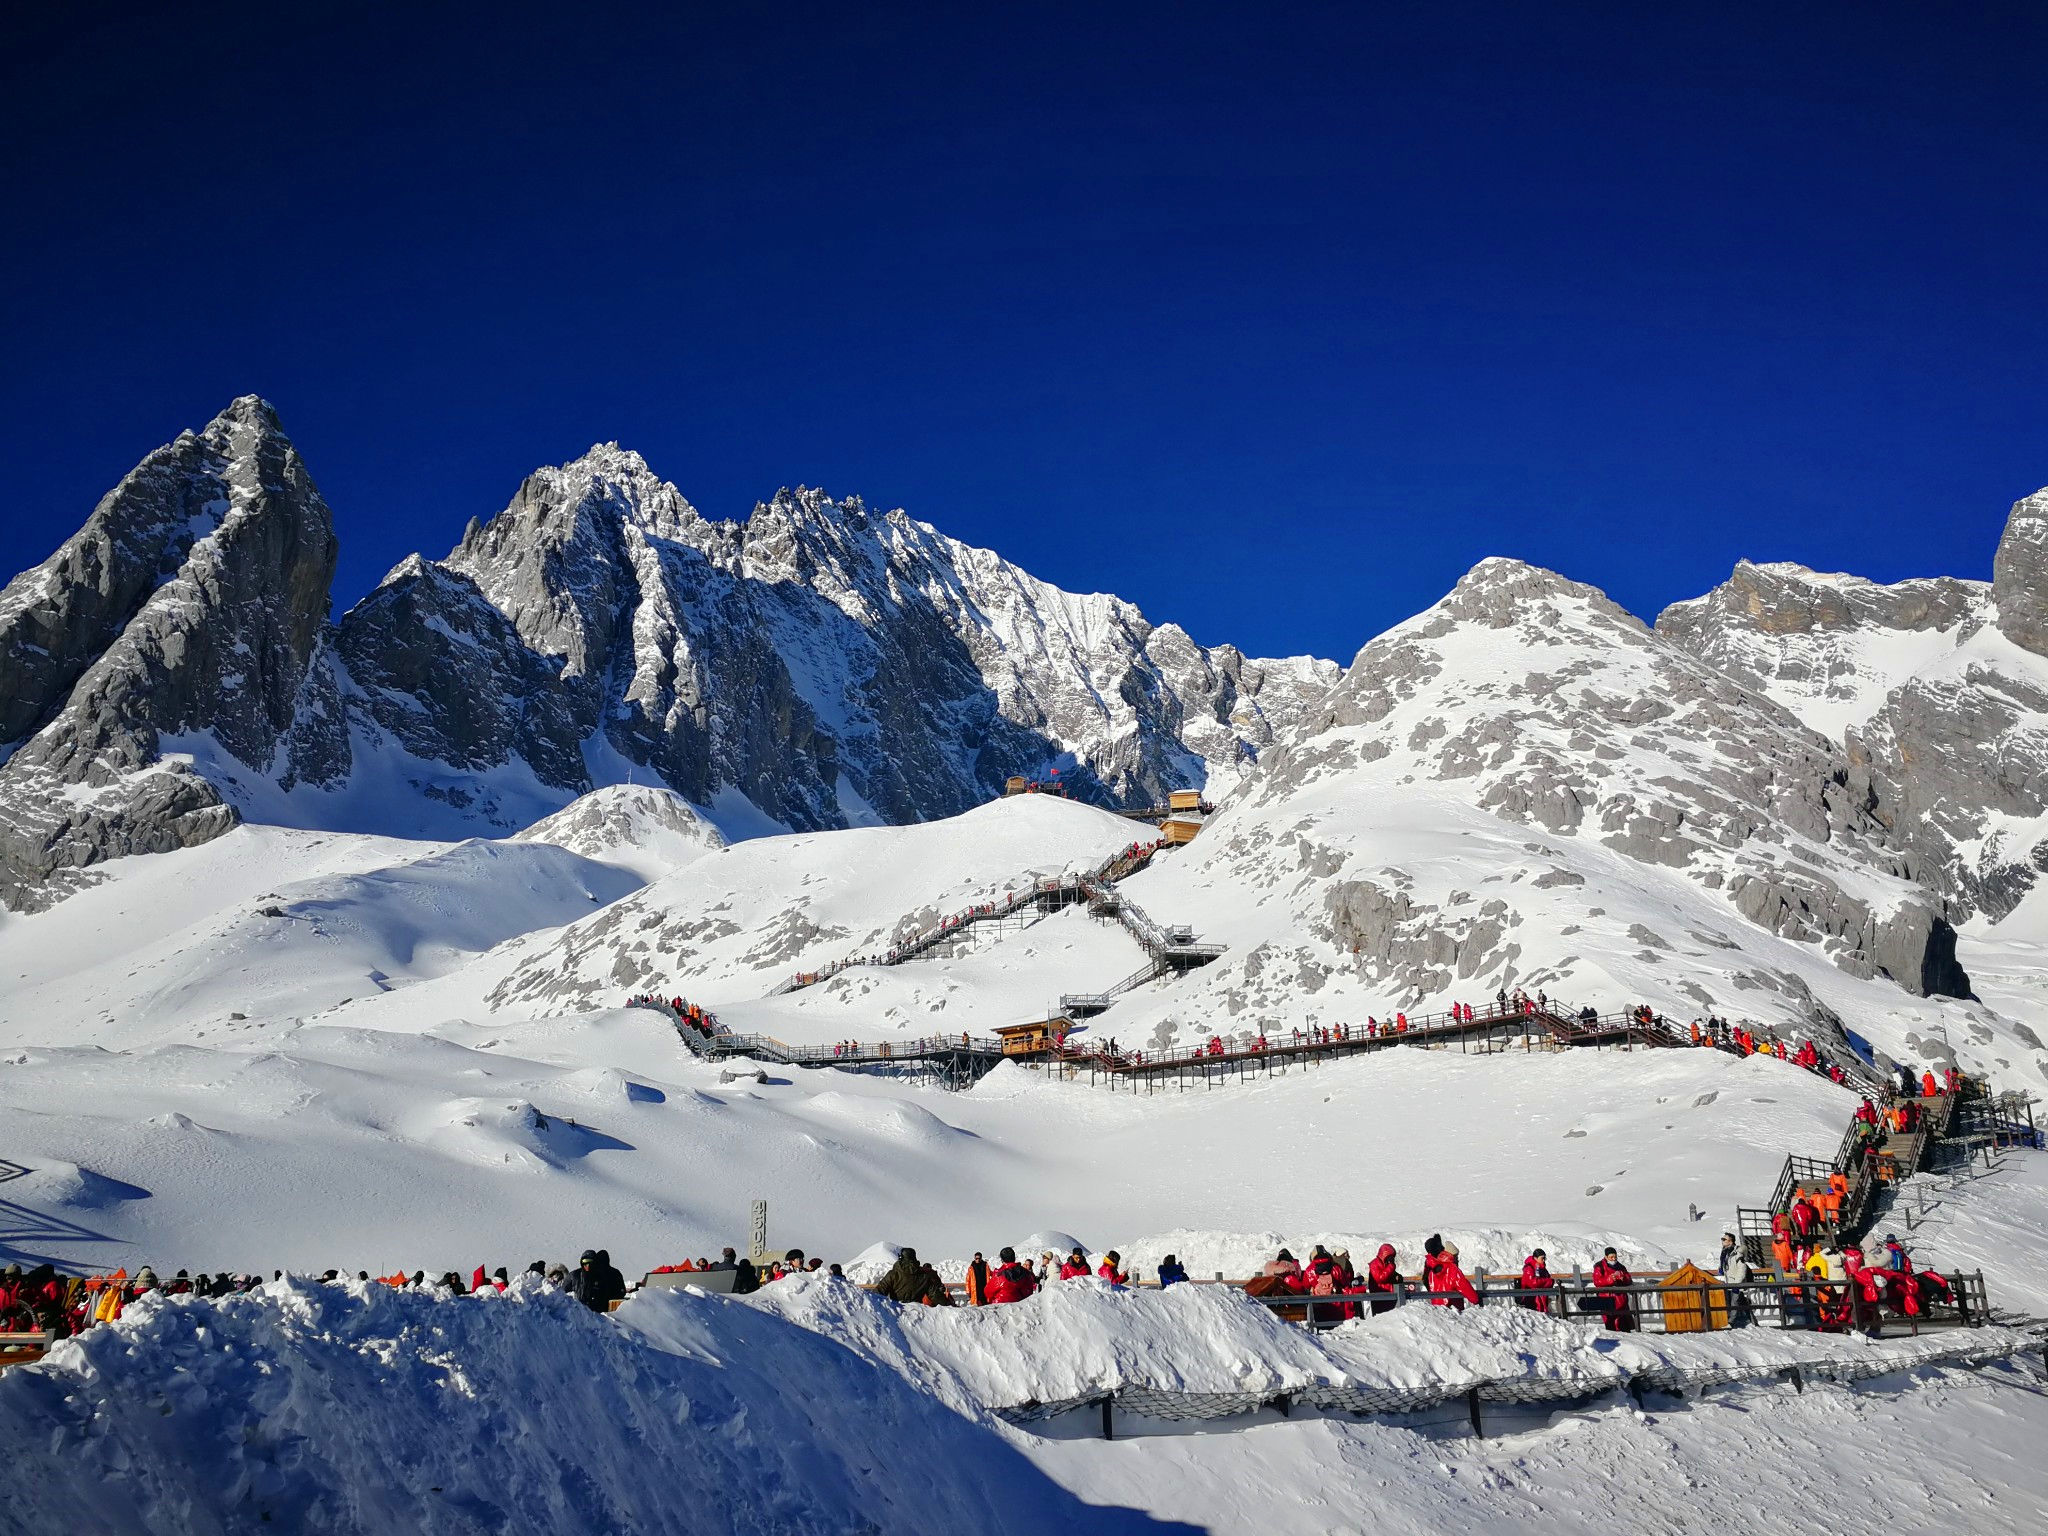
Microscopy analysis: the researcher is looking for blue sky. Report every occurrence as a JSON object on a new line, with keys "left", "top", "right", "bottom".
{"left": 3, "top": 1, "right": 2044, "bottom": 662}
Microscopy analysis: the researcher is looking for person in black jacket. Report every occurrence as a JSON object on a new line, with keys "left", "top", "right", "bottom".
{"left": 867, "top": 1247, "right": 927, "bottom": 1304}
{"left": 568, "top": 1249, "right": 627, "bottom": 1312}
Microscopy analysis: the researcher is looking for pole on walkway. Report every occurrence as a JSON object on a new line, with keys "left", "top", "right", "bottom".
{"left": 1100, "top": 1396, "right": 1114, "bottom": 1440}
{"left": 1467, "top": 1388, "right": 1484, "bottom": 1438}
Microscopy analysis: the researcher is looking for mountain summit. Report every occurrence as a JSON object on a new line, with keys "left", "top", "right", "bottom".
{"left": 0, "top": 400, "right": 1335, "bottom": 907}
{"left": 0, "top": 397, "right": 341, "bottom": 909}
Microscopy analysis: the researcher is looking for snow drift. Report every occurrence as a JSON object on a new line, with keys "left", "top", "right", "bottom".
{"left": 0, "top": 1278, "right": 1186, "bottom": 1536}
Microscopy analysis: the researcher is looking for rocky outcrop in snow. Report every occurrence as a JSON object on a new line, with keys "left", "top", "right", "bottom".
{"left": 1249, "top": 558, "right": 1967, "bottom": 999}
{"left": 512, "top": 782, "right": 726, "bottom": 878}
{"left": 1992, "top": 488, "right": 2048, "bottom": 658}
{"left": 1654, "top": 560, "right": 1987, "bottom": 744}
{"left": 0, "top": 398, "right": 340, "bottom": 910}
{"left": 1657, "top": 494, "right": 2048, "bottom": 924}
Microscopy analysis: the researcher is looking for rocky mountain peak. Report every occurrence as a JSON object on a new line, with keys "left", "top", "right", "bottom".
{"left": 1993, "top": 486, "right": 2048, "bottom": 657}
{"left": 1254, "top": 557, "right": 1967, "bottom": 998}
{"left": 1432, "top": 557, "right": 1648, "bottom": 639}
{"left": 0, "top": 398, "right": 340, "bottom": 908}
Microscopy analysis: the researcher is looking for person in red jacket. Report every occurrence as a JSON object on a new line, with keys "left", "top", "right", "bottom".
{"left": 1922, "top": 1070, "right": 1940, "bottom": 1098}
{"left": 985, "top": 1247, "right": 1037, "bottom": 1304}
{"left": 1058, "top": 1248, "right": 1092, "bottom": 1280}
{"left": 1299, "top": 1244, "right": 1338, "bottom": 1282}
{"left": 1591, "top": 1248, "right": 1634, "bottom": 1331}
{"left": 1096, "top": 1251, "right": 1128, "bottom": 1286}
{"left": 1423, "top": 1235, "right": 1479, "bottom": 1310}
{"left": 1790, "top": 1194, "right": 1820, "bottom": 1240}
{"left": 1365, "top": 1244, "right": 1401, "bottom": 1314}
{"left": 1518, "top": 1249, "right": 1554, "bottom": 1313}
{"left": 0, "top": 1265, "right": 27, "bottom": 1332}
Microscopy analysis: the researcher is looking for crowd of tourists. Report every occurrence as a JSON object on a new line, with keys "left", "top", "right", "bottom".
{"left": 3, "top": 1225, "right": 1966, "bottom": 1347}
{"left": 0, "top": 1245, "right": 809, "bottom": 1341}
{"left": 626, "top": 995, "right": 724, "bottom": 1040}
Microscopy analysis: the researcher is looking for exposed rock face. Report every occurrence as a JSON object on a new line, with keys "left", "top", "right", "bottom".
{"left": 1992, "top": 488, "right": 2048, "bottom": 657}
{"left": 1847, "top": 647, "right": 2048, "bottom": 923}
{"left": 0, "top": 398, "right": 339, "bottom": 909}
{"left": 1655, "top": 560, "right": 1987, "bottom": 743}
{"left": 1254, "top": 558, "right": 1968, "bottom": 998}
{"left": 1659, "top": 504, "right": 2048, "bottom": 925}
{"left": 338, "top": 448, "right": 1338, "bottom": 833}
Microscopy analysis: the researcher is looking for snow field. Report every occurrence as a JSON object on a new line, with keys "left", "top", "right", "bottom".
{"left": 3, "top": 1017, "right": 1874, "bottom": 1290}
{"left": 1028, "top": 1358, "right": 2048, "bottom": 1536}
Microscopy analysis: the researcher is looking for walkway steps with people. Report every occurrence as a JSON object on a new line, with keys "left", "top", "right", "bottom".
{"left": 1046, "top": 1000, "right": 1712, "bottom": 1090}
{"left": 765, "top": 840, "right": 1187, "bottom": 998}
{"left": 1737, "top": 1078, "right": 1983, "bottom": 1267}
{"left": 633, "top": 998, "right": 1010, "bottom": 1090}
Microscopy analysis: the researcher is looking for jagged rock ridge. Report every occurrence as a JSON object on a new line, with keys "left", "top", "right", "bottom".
{"left": 1659, "top": 492, "right": 2048, "bottom": 924}
{"left": 335, "top": 443, "right": 1339, "bottom": 835}
{"left": 0, "top": 401, "right": 1334, "bottom": 908}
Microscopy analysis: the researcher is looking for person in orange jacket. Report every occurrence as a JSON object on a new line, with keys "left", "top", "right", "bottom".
{"left": 1922, "top": 1070, "right": 1939, "bottom": 1098}
{"left": 965, "top": 1252, "right": 989, "bottom": 1305}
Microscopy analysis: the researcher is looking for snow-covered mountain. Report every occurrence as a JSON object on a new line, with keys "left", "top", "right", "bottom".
{"left": 338, "top": 443, "right": 1334, "bottom": 836}
{"left": 1043, "top": 556, "right": 2043, "bottom": 1091}
{"left": 2, "top": 394, "right": 2040, "bottom": 1074}
{"left": 1659, "top": 490, "right": 2048, "bottom": 924}
{"left": 0, "top": 399, "right": 1334, "bottom": 910}
{"left": 1653, "top": 559, "right": 1987, "bottom": 744}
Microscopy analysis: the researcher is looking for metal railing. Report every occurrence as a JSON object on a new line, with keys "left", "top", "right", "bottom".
{"left": 1232, "top": 1268, "right": 1992, "bottom": 1339}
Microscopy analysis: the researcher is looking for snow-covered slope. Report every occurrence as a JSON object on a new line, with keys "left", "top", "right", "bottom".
{"left": 0, "top": 785, "right": 715, "bottom": 1045}
{"left": 482, "top": 793, "right": 1142, "bottom": 1017}
{"left": 1031, "top": 557, "right": 2043, "bottom": 1091}
{"left": 0, "top": 1277, "right": 1176, "bottom": 1536}
{"left": 0, "top": 1008, "right": 1858, "bottom": 1280}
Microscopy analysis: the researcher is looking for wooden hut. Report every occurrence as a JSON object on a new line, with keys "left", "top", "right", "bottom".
{"left": 1659, "top": 1261, "right": 1730, "bottom": 1332}
{"left": 1160, "top": 810, "right": 1207, "bottom": 846}
{"left": 1168, "top": 788, "right": 1204, "bottom": 813}
{"left": 1003, "top": 775, "right": 1029, "bottom": 797}
{"left": 994, "top": 1018, "right": 1067, "bottom": 1057}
